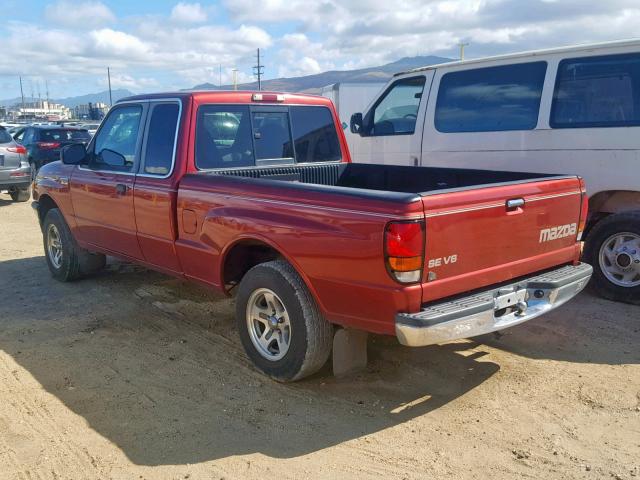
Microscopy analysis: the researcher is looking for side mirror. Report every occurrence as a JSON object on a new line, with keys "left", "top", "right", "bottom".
{"left": 61, "top": 143, "right": 86, "bottom": 165}
{"left": 100, "top": 148, "right": 126, "bottom": 167}
{"left": 350, "top": 112, "right": 364, "bottom": 135}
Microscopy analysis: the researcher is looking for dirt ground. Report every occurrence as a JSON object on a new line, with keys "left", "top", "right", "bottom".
{"left": 0, "top": 195, "right": 638, "bottom": 480}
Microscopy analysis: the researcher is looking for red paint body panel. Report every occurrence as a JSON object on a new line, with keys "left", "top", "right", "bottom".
{"left": 34, "top": 91, "right": 585, "bottom": 337}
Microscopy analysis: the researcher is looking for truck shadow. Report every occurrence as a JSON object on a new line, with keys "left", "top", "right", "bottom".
{"left": 472, "top": 290, "right": 640, "bottom": 365}
{"left": 0, "top": 255, "right": 634, "bottom": 466}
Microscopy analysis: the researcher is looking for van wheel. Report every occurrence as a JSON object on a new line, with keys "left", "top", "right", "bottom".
{"left": 584, "top": 212, "right": 640, "bottom": 305}
{"left": 10, "top": 187, "right": 30, "bottom": 202}
{"left": 43, "top": 208, "right": 106, "bottom": 281}
{"left": 235, "top": 260, "right": 333, "bottom": 382}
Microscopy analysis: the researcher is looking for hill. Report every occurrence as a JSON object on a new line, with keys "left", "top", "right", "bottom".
{"left": 191, "top": 55, "right": 453, "bottom": 92}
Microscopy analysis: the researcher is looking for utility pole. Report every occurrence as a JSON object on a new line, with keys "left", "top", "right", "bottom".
{"left": 219, "top": 64, "right": 222, "bottom": 88}
{"left": 232, "top": 68, "right": 238, "bottom": 90}
{"left": 457, "top": 42, "right": 469, "bottom": 61}
{"left": 253, "top": 48, "right": 264, "bottom": 91}
{"left": 19, "top": 76, "right": 25, "bottom": 116}
{"left": 107, "top": 67, "right": 113, "bottom": 107}
{"left": 45, "top": 80, "right": 50, "bottom": 113}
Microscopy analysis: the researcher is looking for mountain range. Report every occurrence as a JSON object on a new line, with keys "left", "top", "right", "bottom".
{"left": 190, "top": 55, "right": 453, "bottom": 93}
{"left": 0, "top": 89, "right": 134, "bottom": 109}
{"left": 1, "top": 55, "right": 453, "bottom": 109}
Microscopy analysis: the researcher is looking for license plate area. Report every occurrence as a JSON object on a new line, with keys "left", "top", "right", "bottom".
{"left": 493, "top": 287, "right": 527, "bottom": 311}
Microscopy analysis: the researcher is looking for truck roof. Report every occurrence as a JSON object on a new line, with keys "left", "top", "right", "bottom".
{"left": 394, "top": 38, "right": 640, "bottom": 77}
{"left": 119, "top": 90, "right": 333, "bottom": 106}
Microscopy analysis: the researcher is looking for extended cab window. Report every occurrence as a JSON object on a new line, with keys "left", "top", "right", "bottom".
{"left": 435, "top": 62, "right": 547, "bottom": 133}
{"left": 91, "top": 105, "right": 142, "bottom": 172}
{"left": 551, "top": 53, "right": 640, "bottom": 128}
{"left": 143, "top": 103, "right": 180, "bottom": 175}
{"left": 367, "top": 76, "right": 426, "bottom": 136}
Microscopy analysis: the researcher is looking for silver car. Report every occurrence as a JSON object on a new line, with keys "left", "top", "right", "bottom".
{"left": 0, "top": 126, "right": 31, "bottom": 202}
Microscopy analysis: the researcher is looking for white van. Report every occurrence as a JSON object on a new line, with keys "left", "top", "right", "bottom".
{"left": 349, "top": 39, "right": 640, "bottom": 304}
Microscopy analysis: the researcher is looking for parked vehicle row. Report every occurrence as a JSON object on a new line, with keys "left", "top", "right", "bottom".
{"left": 349, "top": 39, "right": 640, "bottom": 304}
{"left": 32, "top": 91, "right": 591, "bottom": 381}
{"left": 0, "top": 126, "right": 31, "bottom": 202}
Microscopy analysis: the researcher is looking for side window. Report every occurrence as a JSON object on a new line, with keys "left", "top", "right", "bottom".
{"left": 368, "top": 76, "right": 426, "bottom": 136}
{"left": 142, "top": 103, "right": 180, "bottom": 175}
{"left": 91, "top": 105, "right": 143, "bottom": 172}
{"left": 21, "top": 128, "right": 33, "bottom": 144}
{"left": 551, "top": 53, "right": 640, "bottom": 128}
{"left": 290, "top": 106, "right": 341, "bottom": 163}
{"left": 251, "top": 110, "right": 293, "bottom": 161}
{"left": 435, "top": 62, "right": 547, "bottom": 133}
{"left": 196, "top": 105, "right": 254, "bottom": 169}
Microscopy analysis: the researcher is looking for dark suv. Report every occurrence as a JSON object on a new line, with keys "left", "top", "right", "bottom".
{"left": 15, "top": 126, "right": 91, "bottom": 174}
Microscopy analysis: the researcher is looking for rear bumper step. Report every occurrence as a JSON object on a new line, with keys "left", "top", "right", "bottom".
{"left": 395, "top": 262, "right": 593, "bottom": 347}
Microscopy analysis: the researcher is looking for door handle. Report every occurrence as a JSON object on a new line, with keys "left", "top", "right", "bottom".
{"left": 506, "top": 198, "right": 525, "bottom": 209}
{"left": 115, "top": 183, "right": 128, "bottom": 195}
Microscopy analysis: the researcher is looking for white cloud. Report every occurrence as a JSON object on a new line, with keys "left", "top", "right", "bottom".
{"left": 45, "top": 0, "right": 115, "bottom": 29}
{"left": 90, "top": 29, "right": 151, "bottom": 59}
{"left": 170, "top": 2, "right": 208, "bottom": 24}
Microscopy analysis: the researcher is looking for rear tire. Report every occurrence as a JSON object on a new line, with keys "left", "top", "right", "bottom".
{"left": 43, "top": 208, "right": 106, "bottom": 282}
{"left": 235, "top": 260, "right": 333, "bottom": 382}
{"left": 10, "top": 187, "right": 30, "bottom": 202}
{"left": 584, "top": 212, "right": 640, "bottom": 305}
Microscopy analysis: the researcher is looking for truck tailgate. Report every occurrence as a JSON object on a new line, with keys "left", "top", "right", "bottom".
{"left": 421, "top": 176, "right": 585, "bottom": 302}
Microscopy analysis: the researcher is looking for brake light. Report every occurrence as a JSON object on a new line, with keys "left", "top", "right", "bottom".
{"left": 252, "top": 93, "right": 285, "bottom": 102}
{"left": 577, "top": 178, "right": 589, "bottom": 241}
{"left": 37, "top": 142, "right": 60, "bottom": 150}
{"left": 385, "top": 221, "right": 425, "bottom": 283}
{"left": 6, "top": 145, "right": 27, "bottom": 154}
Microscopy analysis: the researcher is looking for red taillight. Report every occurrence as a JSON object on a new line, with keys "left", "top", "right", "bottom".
{"left": 37, "top": 142, "right": 60, "bottom": 150}
{"left": 385, "top": 221, "right": 425, "bottom": 283}
{"left": 6, "top": 145, "right": 27, "bottom": 154}
{"left": 577, "top": 178, "right": 589, "bottom": 241}
{"left": 252, "top": 93, "right": 285, "bottom": 102}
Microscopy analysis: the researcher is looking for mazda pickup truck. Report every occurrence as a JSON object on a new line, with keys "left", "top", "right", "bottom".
{"left": 32, "top": 91, "right": 592, "bottom": 381}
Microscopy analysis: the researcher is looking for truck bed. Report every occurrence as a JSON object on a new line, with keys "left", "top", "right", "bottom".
{"left": 200, "top": 162, "right": 570, "bottom": 196}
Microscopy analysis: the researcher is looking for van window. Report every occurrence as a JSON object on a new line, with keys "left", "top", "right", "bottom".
{"left": 367, "top": 76, "right": 426, "bottom": 136}
{"left": 551, "top": 53, "right": 640, "bottom": 128}
{"left": 435, "top": 62, "right": 547, "bottom": 133}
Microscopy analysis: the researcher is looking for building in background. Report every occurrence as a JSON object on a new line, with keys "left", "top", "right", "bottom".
{"left": 8, "top": 100, "right": 70, "bottom": 121}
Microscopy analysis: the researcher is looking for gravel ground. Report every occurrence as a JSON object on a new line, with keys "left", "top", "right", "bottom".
{"left": 0, "top": 195, "right": 638, "bottom": 480}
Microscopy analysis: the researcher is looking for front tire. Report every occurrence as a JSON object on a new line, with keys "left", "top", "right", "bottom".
{"left": 584, "top": 212, "right": 640, "bottom": 305}
{"left": 43, "top": 208, "right": 106, "bottom": 281}
{"left": 235, "top": 260, "right": 333, "bottom": 382}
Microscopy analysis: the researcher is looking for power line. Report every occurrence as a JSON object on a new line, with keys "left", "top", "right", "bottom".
{"left": 253, "top": 48, "right": 264, "bottom": 91}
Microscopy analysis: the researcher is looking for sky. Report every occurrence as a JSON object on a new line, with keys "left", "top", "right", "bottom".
{"left": 1, "top": 0, "right": 640, "bottom": 99}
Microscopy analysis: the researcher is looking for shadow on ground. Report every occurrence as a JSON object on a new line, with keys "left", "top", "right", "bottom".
{"left": 0, "top": 255, "right": 636, "bottom": 466}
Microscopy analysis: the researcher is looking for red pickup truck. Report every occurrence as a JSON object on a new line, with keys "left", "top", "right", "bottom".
{"left": 32, "top": 91, "right": 592, "bottom": 381}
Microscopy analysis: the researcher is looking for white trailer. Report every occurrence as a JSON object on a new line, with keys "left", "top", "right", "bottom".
{"left": 320, "top": 82, "right": 385, "bottom": 163}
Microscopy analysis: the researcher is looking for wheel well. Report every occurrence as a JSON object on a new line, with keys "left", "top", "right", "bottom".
{"left": 586, "top": 190, "right": 640, "bottom": 237}
{"left": 222, "top": 240, "right": 281, "bottom": 291}
{"left": 37, "top": 195, "right": 58, "bottom": 226}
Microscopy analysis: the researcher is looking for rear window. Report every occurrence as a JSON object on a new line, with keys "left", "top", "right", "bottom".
{"left": 290, "top": 106, "right": 341, "bottom": 163}
{"left": 435, "top": 62, "right": 547, "bottom": 133}
{"left": 195, "top": 104, "right": 341, "bottom": 169}
{"left": 40, "top": 129, "right": 91, "bottom": 142}
{"left": 0, "top": 128, "right": 12, "bottom": 144}
{"left": 551, "top": 53, "right": 640, "bottom": 128}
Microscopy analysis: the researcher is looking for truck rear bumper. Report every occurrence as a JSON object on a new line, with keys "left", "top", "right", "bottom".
{"left": 395, "top": 262, "right": 592, "bottom": 347}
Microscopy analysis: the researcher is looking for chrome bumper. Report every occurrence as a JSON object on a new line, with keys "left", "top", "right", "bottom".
{"left": 396, "top": 263, "right": 593, "bottom": 347}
